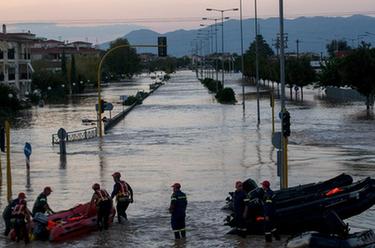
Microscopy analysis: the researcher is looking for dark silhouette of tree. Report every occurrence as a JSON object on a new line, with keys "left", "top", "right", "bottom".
{"left": 105, "top": 38, "right": 141, "bottom": 79}
{"left": 244, "top": 35, "right": 274, "bottom": 79}
{"left": 70, "top": 54, "right": 77, "bottom": 93}
{"left": 326, "top": 40, "right": 351, "bottom": 58}
{"left": 340, "top": 47, "right": 375, "bottom": 116}
{"left": 286, "top": 56, "right": 316, "bottom": 100}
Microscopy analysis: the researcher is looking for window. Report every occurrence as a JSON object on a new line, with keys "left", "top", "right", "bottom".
{"left": 8, "top": 48, "right": 15, "bottom": 59}
{"left": 0, "top": 50, "right": 3, "bottom": 59}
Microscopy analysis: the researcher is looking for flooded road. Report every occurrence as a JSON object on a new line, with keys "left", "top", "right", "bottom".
{"left": 0, "top": 71, "right": 374, "bottom": 247}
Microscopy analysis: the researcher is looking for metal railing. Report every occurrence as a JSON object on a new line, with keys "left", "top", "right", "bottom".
{"left": 52, "top": 127, "right": 97, "bottom": 144}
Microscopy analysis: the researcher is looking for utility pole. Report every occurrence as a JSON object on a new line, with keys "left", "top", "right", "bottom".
{"left": 279, "top": 0, "right": 288, "bottom": 189}
{"left": 296, "top": 39, "right": 300, "bottom": 58}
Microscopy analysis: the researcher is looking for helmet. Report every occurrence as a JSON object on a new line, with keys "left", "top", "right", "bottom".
{"left": 44, "top": 186, "right": 53, "bottom": 193}
{"left": 18, "top": 192, "right": 26, "bottom": 199}
{"left": 112, "top": 172, "right": 121, "bottom": 178}
{"left": 261, "top": 180, "right": 270, "bottom": 189}
{"left": 92, "top": 183, "right": 100, "bottom": 190}
{"left": 171, "top": 183, "right": 181, "bottom": 189}
{"left": 235, "top": 181, "right": 243, "bottom": 188}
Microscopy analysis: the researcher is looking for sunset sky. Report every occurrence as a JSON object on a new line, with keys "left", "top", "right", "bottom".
{"left": 2, "top": 0, "right": 374, "bottom": 32}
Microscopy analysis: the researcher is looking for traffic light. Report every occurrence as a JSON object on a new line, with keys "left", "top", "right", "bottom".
{"left": 282, "top": 110, "right": 291, "bottom": 137}
{"left": 0, "top": 127, "right": 4, "bottom": 152}
{"left": 158, "top": 36, "right": 167, "bottom": 57}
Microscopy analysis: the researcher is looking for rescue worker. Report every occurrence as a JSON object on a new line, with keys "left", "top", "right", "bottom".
{"left": 2, "top": 192, "right": 26, "bottom": 236}
{"left": 32, "top": 186, "right": 55, "bottom": 216}
{"left": 169, "top": 183, "right": 187, "bottom": 239}
{"left": 11, "top": 198, "right": 32, "bottom": 244}
{"left": 90, "top": 183, "right": 112, "bottom": 230}
{"left": 233, "top": 181, "right": 247, "bottom": 237}
{"left": 111, "top": 172, "right": 133, "bottom": 223}
{"left": 260, "top": 180, "right": 280, "bottom": 242}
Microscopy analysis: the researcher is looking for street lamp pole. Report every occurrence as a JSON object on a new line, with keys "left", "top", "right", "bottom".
{"left": 207, "top": 8, "right": 238, "bottom": 88}
{"left": 240, "top": 0, "right": 245, "bottom": 111}
{"left": 255, "top": 0, "right": 260, "bottom": 125}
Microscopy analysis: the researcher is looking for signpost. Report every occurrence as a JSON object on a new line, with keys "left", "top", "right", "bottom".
{"left": 24, "top": 142, "right": 32, "bottom": 169}
{"left": 57, "top": 128, "right": 67, "bottom": 155}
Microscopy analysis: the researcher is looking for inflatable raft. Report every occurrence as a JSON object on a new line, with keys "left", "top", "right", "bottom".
{"left": 47, "top": 202, "right": 115, "bottom": 242}
{"left": 225, "top": 175, "right": 375, "bottom": 235}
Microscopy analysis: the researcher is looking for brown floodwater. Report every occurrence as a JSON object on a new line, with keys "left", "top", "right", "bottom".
{"left": 0, "top": 71, "right": 374, "bottom": 247}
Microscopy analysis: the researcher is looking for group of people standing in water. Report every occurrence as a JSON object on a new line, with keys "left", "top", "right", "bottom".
{"left": 2, "top": 171, "right": 189, "bottom": 243}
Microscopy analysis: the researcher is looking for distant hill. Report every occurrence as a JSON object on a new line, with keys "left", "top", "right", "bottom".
{"left": 100, "top": 15, "right": 375, "bottom": 57}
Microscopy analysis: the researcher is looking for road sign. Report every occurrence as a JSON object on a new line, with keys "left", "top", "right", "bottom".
{"left": 57, "top": 128, "right": 67, "bottom": 140}
{"left": 24, "top": 142, "right": 32, "bottom": 158}
{"left": 95, "top": 102, "right": 113, "bottom": 111}
{"left": 272, "top": 131, "right": 282, "bottom": 149}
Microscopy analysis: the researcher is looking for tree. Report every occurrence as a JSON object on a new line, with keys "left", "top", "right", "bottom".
{"left": 70, "top": 54, "right": 77, "bottom": 93}
{"left": 326, "top": 40, "right": 351, "bottom": 58}
{"left": 61, "top": 49, "right": 68, "bottom": 86}
{"left": 286, "top": 56, "right": 316, "bottom": 100}
{"left": 243, "top": 35, "right": 274, "bottom": 79}
{"left": 319, "top": 58, "right": 344, "bottom": 88}
{"left": 105, "top": 38, "right": 141, "bottom": 79}
{"left": 339, "top": 47, "right": 375, "bottom": 116}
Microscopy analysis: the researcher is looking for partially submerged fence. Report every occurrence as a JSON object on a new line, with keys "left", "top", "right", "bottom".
{"left": 52, "top": 127, "right": 97, "bottom": 144}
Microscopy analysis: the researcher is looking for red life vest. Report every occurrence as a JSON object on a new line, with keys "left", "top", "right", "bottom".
{"left": 118, "top": 181, "right": 129, "bottom": 197}
{"left": 12, "top": 204, "right": 26, "bottom": 217}
{"left": 95, "top": 189, "right": 110, "bottom": 205}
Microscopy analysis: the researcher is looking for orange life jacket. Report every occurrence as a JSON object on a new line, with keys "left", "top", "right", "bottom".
{"left": 12, "top": 204, "right": 26, "bottom": 216}
{"left": 117, "top": 181, "right": 129, "bottom": 197}
{"left": 95, "top": 189, "right": 110, "bottom": 205}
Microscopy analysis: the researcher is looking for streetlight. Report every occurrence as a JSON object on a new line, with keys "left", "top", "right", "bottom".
{"left": 202, "top": 17, "right": 229, "bottom": 82}
{"left": 254, "top": 0, "right": 260, "bottom": 125}
{"left": 239, "top": 0, "right": 245, "bottom": 111}
{"left": 206, "top": 7, "right": 239, "bottom": 88}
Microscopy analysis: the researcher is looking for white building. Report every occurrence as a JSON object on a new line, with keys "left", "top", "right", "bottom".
{"left": 0, "top": 24, "right": 35, "bottom": 98}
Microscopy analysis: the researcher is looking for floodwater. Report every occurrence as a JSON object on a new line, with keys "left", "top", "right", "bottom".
{"left": 0, "top": 70, "right": 374, "bottom": 247}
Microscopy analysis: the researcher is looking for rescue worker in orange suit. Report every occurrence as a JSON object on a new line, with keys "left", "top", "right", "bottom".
{"left": 11, "top": 198, "right": 32, "bottom": 244}
{"left": 260, "top": 180, "right": 280, "bottom": 242}
{"left": 111, "top": 172, "right": 133, "bottom": 223}
{"left": 90, "top": 183, "right": 112, "bottom": 230}
{"left": 169, "top": 183, "right": 187, "bottom": 239}
{"left": 233, "top": 181, "right": 247, "bottom": 237}
{"left": 32, "top": 186, "right": 55, "bottom": 216}
{"left": 2, "top": 192, "right": 26, "bottom": 236}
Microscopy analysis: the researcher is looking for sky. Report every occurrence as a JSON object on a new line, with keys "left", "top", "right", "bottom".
{"left": 2, "top": 0, "right": 374, "bottom": 33}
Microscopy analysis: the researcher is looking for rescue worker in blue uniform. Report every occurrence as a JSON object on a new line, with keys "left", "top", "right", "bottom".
{"left": 233, "top": 181, "right": 247, "bottom": 237}
{"left": 260, "top": 180, "right": 280, "bottom": 242}
{"left": 11, "top": 198, "right": 32, "bottom": 244}
{"left": 2, "top": 192, "right": 26, "bottom": 236}
{"left": 169, "top": 183, "right": 187, "bottom": 239}
{"left": 32, "top": 186, "right": 55, "bottom": 215}
{"left": 90, "top": 183, "right": 112, "bottom": 230}
{"left": 111, "top": 172, "right": 133, "bottom": 223}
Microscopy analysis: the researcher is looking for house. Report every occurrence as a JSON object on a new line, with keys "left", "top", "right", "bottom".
{"left": 0, "top": 24, "right": 36, "bottom": 98}
{"left": 30, "top": 39, "right": 101, "bottom": 71}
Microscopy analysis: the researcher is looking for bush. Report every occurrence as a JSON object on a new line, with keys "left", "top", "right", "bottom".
{"left": 215, "top": 87, "right": 237, "bottom": 104}
{"left": 123, "top": 96, "right": 138, "bottom": 106}
{"left": 200, "top": 78, "right": 223, "bottom": 93}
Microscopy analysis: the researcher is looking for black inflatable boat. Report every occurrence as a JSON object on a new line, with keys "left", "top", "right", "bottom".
{"left": 225, "top": 175, "right": 375, "bottom": 235}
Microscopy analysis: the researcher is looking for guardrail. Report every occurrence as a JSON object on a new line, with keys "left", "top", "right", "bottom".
{"left": 52, "top": 127, "right": 97, "bottom": 144}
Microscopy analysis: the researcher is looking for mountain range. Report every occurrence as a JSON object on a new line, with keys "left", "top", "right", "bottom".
{"left": 100, "top": 15, "right": 375, "bottom": 57}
